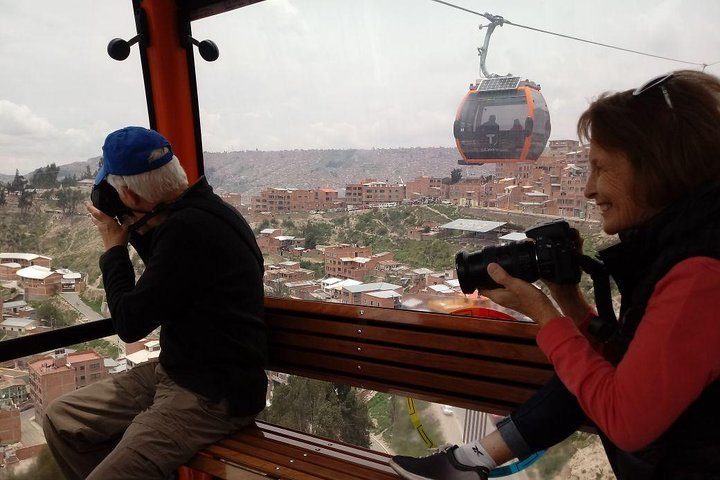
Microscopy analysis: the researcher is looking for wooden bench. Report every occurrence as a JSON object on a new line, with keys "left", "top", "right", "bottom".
{"left": 182, "top": 298, "right": 553, "bottom": 479}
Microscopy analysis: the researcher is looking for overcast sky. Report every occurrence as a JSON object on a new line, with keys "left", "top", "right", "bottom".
{"left": 1, "top": 0, "right": 719, "bottom": 175}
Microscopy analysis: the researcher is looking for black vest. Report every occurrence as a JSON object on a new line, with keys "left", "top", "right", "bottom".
{"left": 594, "top": 184, "right": 720, "bottom": 479}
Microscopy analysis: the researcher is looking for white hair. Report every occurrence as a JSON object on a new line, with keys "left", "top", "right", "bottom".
{"left": 106, "top": 147, "right": 189, "bottom": 204}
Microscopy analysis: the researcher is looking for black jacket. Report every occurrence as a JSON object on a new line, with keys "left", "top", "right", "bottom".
{"left": 100, "top": 177, "right": 267, "bottom": 416}
{"left": 597, "top": 183, "right": 720, "bottom": 479}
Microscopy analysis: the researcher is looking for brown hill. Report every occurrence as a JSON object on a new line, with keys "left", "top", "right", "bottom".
{"left": 203, "top": 147, "right": 493, "bottom": 197}
{"left": 13, "top": 147, "right": 492, "bottom": 199}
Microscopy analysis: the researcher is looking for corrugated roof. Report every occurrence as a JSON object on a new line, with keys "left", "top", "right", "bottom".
{"left": 440, "top": 219, "right": 506, "bottom": 233}
{"left": 364, "top": 290, "right": 402, "bottom": 299}
{"left": 16, "top": 265, "right": 55, "bottom": 280}
{"left": 343, "top": 282, "right": 401, "bottom": 293}
{"left": 1, "top": 318, "right": 36, "bottom": 327}
{"left": 0, "top": 253, "right": 50, "bottom": 261}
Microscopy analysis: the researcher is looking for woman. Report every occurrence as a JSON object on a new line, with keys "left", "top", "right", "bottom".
{"left": 390, "top": 70, "right": 720, "bottom": 480}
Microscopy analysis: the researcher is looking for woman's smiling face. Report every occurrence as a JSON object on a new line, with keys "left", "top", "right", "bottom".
{"left": 584, "top": 142, "right": 659, "bottom": 235}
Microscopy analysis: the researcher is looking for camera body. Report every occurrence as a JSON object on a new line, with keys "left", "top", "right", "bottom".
{"left": 90, "top": 180, "right": 133, "bottom": 222}
{"left": 455, "top": 219, "right": 581, "bottom": 292}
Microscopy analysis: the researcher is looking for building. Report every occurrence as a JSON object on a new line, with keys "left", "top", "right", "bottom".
{"left": 0, "top": 263, "right": 22, "bottom": 282}
{"left": 0, "top": 400, "right": 21, "bottom": 447}
{"left": 256, "top": 229, "right": 304, "bottom": 255}
{"left": 0, "top": 372, "right": 29, "bottom": 408}
{"left": 1, "top": 301, "right": 32, "bottom": 318}
{"left": 547, "top": 139, "right": 581, "bottom": 156}
{"left": 56, "top": 268, "right": 86, "bottom": 293}
{"left": 15, "top": 265, "right": 62, "bottom": 300}
{"left": 251, "top": 187, "right": 341, "bottom": 213}
{"left": 344, "top": 179, "right": 405, "bottom": 208}
{"left": 27, "top": 349, "right": 108, "bottom": 424}
{"left": 404, "top": 176, "right": 446, "bottom": 201}
{"left": 0, "top": 253, "right": 51, "bottom": 269}
{"left": 361, "top": 290, "right": 402, "bottom": 308}
{"left": 125, "top": 341, "right": 161, "bottom": 369}
{"left": 220, "top": 192, "right": 242, "bottom": 208}
{"left": 361, "top": 181, "right": 405, "bottom": 206}
{"left": 0, "top": 318, "right": 39, "bottom": 337}
{"left": 265, "top": 263, "right": 315, "bottom": 283}
{"left": 447, "top": 177, "right": 492, "bottom": 207}
{"left": 339, "top": 282, "right": 403, "bottom": 305}
{"left": 323, "top": 244, "right": 372, "bottom": 279}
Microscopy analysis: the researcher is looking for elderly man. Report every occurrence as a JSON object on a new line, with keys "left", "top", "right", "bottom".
{"left": 43, "top": 126, "right": 267, "bottom": 479}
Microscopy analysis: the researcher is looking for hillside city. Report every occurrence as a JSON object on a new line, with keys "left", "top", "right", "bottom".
{"left": 0, "top": 138, "right": 614, "bottom": 478}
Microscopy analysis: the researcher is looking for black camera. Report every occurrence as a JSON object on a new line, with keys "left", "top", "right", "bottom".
{"left": 455, "top": 219, "right": 581, "bottom": 292}
{"left": 90, "top": 180, "right": 133, "bottom": 222}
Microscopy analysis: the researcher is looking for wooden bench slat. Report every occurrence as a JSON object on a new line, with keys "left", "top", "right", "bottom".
{"left": 191, "top": 422, "right": 396, "bottom": 480}
{"left": 220, "top": 438, "right": 394, "bottom": 480}
{"left": 270, "top": 331, "right": 552, "bottom": 384}
{"left": 201, "top": 443, "right": 333, "bottom": 480}
{"left": 265, "top": 298, "right": 542, "bottom": 340}
{"left": 271, "top": 365, "right": 523, "bottom": 413}
{"left": 270, "top": 349, "right": 540, "bottom": 405}
{"left": 186, "top": 455, "right": 267, "bottom": 479}
{"left": 242, "top": 422, "right": 393, "bottom": 465}
{"left": 268, "top": 315, "right": 548, "bottom": 364}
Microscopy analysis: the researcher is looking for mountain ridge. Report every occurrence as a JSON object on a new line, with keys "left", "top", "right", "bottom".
{"left": 8, "top": 147, "right": 493, "bottom": 198}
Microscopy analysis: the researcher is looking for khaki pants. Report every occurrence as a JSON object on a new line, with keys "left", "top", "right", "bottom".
{"left": 43, "top": 361, "right": 255, "bottom": 480}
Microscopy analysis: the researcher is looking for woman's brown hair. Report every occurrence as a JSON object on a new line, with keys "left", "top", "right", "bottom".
{"left": 577, "top": 70, "right": 720, "bottom": 210}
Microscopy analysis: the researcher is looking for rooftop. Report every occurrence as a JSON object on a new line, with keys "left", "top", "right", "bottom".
{"left": 343, "top": 282, "right": 401, "bottom": 293}
{"left": 440, "top": 219, "right": 506, "bottom": 233}
{"left": 16, "top": 265, "right": 55, "bottom": 280}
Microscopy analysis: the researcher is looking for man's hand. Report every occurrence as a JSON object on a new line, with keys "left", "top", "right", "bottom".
{"left": 479, "top": 263, "right": 562, "bottom": 328}
{"left": 85, "top": 201, "right": 129, "bottom": 251}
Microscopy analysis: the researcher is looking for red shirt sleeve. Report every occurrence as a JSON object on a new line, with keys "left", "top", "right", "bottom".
{"left": 537, "top": 257, "right": 720, "bottom": 451}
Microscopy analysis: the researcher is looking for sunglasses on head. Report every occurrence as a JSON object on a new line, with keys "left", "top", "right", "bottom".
{"left": 632, "top": 73, "right": 674, "bottom": 110}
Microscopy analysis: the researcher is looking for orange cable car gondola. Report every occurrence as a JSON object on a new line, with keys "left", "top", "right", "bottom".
{"left": 454, "top": 14, "right": 551, "bottom": 165}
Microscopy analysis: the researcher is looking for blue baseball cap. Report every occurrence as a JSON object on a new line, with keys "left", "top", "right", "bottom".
{"left": 95, "top": 126, "right": 174, "bottom": 184}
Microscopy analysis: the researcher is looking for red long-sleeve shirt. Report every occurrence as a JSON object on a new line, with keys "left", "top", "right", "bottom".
{"left": 537, "top": 256, "right": 720, "bottom": 452}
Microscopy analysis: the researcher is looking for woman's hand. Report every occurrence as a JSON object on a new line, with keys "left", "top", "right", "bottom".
{"left": 85, "top": 201, "right": 129, "bottom": 251}
{"left": 479, "top": 263, "right": 562, "bottom": 328}
{"left": 544, "top": 281, "right": 594, "bottom": 325}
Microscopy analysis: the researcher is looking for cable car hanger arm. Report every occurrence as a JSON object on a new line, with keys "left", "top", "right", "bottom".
{"left": 477, "top": 15, "right": 505, "bottom": 78}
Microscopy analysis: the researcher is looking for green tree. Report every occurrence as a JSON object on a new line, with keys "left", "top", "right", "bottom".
{"left": 255, "top": 218, "right": 272, "bottom": 234}
{"left": 34, "top": 298, "right": 79, "bottom": 328}
{"left": 82, "top": 164, "right": 94, "bottom": 180}
{"left": 450, "top": 168, "right": 463, "bottom": 184}
{"left": 4, "top": 447, "right": 65, "bottom": 480}
{"left": 18, "top": 189, "right": 34, "bottom": 213}
{"left": 299, "top": 260, "right": 325, "bottom": 278}
{"left": 30, "top": 163, "right": 60, "bottom": 189}
{"left": 336, "top": 384, "right": 373, "bottom": 447}
{"left": 261, "top": 376, "right": 371, "bottom": 447}
{"left": 0, "top": 185, "right": 6, "bottom": 206}
{"left": 303, "top": 221, "right": 332, "bottom": 249}
{"left": 60, "top": 174, "right": 78, "bottom": 187}
{"left": 57, "top": 188, "right": 85, "bottom": 215}
{"left": 8, "top": 169, "right": 27, "bottom": 193}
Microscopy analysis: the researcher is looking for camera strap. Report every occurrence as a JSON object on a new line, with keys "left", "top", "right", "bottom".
{"left": 578, "top": 254, "right": 617, "bottom": 341}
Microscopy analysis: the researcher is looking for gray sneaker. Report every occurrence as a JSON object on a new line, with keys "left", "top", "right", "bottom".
{"left": 389, "top": 445, "right": 489, "bottom": 480}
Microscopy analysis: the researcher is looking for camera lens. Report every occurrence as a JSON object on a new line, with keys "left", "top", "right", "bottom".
{"left": 456, "top": 241, "right": 540, "bottom": 292}
{"left": 91, "top": 181, "right": 132, "bottom": 221}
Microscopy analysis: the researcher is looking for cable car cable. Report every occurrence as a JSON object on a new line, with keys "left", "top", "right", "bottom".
{"left": 429, "top": 0, "right": 708, "bottom": 68}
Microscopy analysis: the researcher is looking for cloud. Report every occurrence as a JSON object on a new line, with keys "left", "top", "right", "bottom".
{"left": 3, "top": 0, "right": 720, "bottom": 174}
{"left": 0, "top": 100, "right": 100, "bottom": 174}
